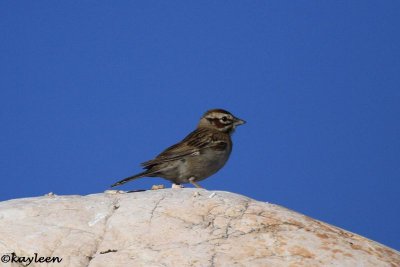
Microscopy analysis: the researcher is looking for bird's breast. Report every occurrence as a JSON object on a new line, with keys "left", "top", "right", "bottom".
{"left": 178, "top": 145, "right": 231, "bottom": 181}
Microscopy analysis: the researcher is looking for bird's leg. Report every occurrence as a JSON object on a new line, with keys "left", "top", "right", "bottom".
{"left": 189, "top": 177, "right": 203, "bottom": 189}
{"left": 172, "top": 183, "right": 184, "bottom": 189}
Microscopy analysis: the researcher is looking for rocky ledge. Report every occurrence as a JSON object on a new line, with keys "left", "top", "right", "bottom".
{"left": 0, "top": 189, "right": 399, "bottom": 266}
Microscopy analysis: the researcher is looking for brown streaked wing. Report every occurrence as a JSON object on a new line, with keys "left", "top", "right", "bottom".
{"left": 140, "top": 128, "right": 228, "bottom": 168}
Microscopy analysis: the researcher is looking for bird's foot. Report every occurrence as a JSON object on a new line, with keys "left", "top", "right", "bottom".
{"left": 172, "top": 183, "right": 184, "bottom": 189}
{"left": 151, "top": 184, "right": 165, "bottom": 190}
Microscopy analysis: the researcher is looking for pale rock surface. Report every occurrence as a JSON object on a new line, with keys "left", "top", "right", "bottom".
{"left": 0, "top": 189, "right": 399, "bottom": 267}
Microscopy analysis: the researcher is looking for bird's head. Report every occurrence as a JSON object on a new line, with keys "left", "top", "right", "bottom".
{"left": 198, "top": 109, "right": 246, "bottom": 134}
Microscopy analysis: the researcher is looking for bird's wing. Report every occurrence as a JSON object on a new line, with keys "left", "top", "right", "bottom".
{"left": 140, "top": 128, "right": 228, "bottom": 168}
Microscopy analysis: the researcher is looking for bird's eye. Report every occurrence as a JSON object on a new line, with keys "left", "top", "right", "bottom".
{"left": 221, "top": 116, "right": 228, "bottom": 122}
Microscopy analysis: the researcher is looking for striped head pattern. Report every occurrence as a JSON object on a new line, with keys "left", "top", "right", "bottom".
{"left": 198, "top": 109, "right": 246, "bottom": 134}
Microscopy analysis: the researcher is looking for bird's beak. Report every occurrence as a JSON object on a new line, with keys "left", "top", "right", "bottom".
{"left": 234, "top": 117, "right": 246, "bottom": 126}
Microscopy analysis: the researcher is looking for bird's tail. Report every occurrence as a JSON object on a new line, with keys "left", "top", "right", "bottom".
{"left": 110, "top": 171, "right": 149, "bottom": 187}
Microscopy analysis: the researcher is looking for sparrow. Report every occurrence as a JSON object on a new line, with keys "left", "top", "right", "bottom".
{"left": 111, "top": 109, "right": 245, "bottom": 189}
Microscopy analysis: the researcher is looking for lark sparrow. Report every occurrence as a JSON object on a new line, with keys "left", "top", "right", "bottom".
{"left": 111, "top": 109, "right": 245, "bottom": 188}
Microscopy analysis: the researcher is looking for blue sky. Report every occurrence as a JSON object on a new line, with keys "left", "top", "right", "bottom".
{"left": 1, "top": 2, "right": 399, "bottom": 250}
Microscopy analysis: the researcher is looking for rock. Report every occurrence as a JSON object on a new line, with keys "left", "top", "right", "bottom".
{"left": 0, "top": 189, "right": 398, "bottom": 267}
